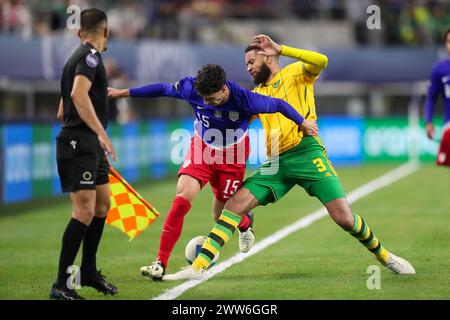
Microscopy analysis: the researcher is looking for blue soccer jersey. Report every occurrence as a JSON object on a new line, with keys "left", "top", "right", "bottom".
{"left": 129, "top": 77, "right": 304, "bottom": 148}
{"left": 425, "top": 59, "right": 450, "bottom": 125}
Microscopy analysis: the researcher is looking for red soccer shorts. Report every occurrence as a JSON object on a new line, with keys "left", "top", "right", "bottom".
{"left": 178, "top": 135, "right": 250, "bottom": 203}
{"left": 437, "top": 127, "right": 450, "bottom": 167}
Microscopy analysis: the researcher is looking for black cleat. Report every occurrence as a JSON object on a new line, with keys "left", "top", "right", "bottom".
{"left": 81, "top": 270, "right": 118, "bottom": 295}
{"left": 49, "top": 283, "right": 85, "bottom": 300}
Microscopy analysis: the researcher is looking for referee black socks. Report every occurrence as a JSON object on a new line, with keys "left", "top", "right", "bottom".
{"left": 81, "top": 216, "right": 106, "bottom": 274}
{"left": 55, "top": 218, "right": 88, "bottom": 289}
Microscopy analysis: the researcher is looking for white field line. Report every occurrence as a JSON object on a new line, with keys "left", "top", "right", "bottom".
{"left": 153, "top": 161, "right": 419, "bottom": 300}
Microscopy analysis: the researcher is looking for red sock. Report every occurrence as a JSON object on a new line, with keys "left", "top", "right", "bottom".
{"left": 157, "top": 196, "right": 191, "bottom": 268}
{"left": 238, "top": 213, "right": 251, "bottom": 232}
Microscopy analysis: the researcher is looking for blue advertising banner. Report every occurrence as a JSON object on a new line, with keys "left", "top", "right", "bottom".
{"left": 149, "top": 119, "right": 169, "bottom": 179}
{"left": 3, "top": 124, "right": 33, "bottom": 203}
{"left": 121, "top": 123, "right": 140, "bottom": 183}
{"left": 0, "top": 117, "right": 441, "bottom": 205}
{"left": 318, "top": 116, "right": 364, "bottom": 166}
{"left": 51, "top": 124, "right": 62, "bottom": 195}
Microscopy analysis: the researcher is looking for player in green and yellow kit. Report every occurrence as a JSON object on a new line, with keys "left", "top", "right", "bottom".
{"left": 164, "top": 35, "right": 415, "bottom": 280}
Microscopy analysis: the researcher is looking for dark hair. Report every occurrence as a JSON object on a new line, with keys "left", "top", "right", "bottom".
{"left": 80, "top": 8, "right": 107, "bottom": 34}
{"left": 444, "top": 27, "right": 450, "bottom": 42}
{"left": 194, "top": 64, "right": 226, "bottom": 96}
{"left": 245, "top": 43, "right": 259, "bottom": 53}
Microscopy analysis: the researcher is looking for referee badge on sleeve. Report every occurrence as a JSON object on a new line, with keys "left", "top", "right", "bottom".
{"left": 86, "top": 53, "right": 98, "bottom": 68}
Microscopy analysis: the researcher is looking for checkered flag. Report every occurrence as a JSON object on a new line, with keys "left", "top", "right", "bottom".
{"left": 106, "top": 167, "right": 160, "bottom": 240}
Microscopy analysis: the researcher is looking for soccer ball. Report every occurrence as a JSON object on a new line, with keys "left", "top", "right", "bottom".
{"left": 185, "top": 235, "right": 219, "bottom": 267}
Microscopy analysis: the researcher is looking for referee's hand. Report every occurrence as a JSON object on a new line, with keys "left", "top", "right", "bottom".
{"left": 98, "top": 133, "right": 117, "bottom": 162}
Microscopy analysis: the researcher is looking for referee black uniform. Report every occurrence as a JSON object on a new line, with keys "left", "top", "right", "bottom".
{"left": 57, "top": 42, "right": 109, "bottom": 192}
{"left": 50, "top": 7, "right": 117, "bottom": 301}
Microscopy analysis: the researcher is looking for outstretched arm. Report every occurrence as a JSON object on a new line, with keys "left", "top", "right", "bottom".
{"left": 108, "top": 83, "right": 183, "bottom": 99}
{"left": 251, "top": 34, "right": 328, "bottom": 77}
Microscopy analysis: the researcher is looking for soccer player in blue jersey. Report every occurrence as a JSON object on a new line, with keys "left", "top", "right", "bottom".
{"left": 107, "top": 64, "right": 318, "bottom": 279}
{"left": 425, "top": 27, "right": 450, "bottom": 175}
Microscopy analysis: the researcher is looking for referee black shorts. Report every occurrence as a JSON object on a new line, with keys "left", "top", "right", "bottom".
{"left": 56, "top": 128, "right": 110, "bottom": 193}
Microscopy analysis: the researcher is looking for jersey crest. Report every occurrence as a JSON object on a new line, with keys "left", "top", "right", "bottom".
{"left": 273, "top": 80, "right": 280, "bottom": 89}
{"left": 229, "top": 111, "right": 239, "bottom": 122}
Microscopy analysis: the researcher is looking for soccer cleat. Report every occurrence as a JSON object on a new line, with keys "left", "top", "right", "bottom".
{"left": 239, "top": 227, "right": 255, "bottom": 253}
{"left": 380, "top": 253, "right": 416, "bottom": 275}
{"left": 162, "top": 265, "right": 206, "bottom": 281}
{"left": 81, "top": 270, "right": 118, "bottom": 295}
{"left": 49, "top": 283, "right": 85, "bottom": 300}
{"left": 140, "top": 260, "right": 165, "bottom": 281}
{"left": 239, "top": 212, "right": 255, "bottom": 253}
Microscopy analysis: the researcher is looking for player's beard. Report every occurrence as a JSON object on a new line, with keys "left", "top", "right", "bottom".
{"left": 253, "top": 63, "right": 271, "bottom": 85}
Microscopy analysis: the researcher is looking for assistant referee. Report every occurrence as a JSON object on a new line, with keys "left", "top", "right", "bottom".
{"left": 50, "top": 8, "right": 118, "bottom": 300}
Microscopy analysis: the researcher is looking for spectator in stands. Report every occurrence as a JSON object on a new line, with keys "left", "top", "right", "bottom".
{"left": 107, "top": 0, "right": 147, "bottom": 39}
{"left": 150, "top": 0, "right": 184, "bottom": 40}
{"left": 429, "top": 1, "right": 450, "bottom": 44}
{"left": 345, "top": 0, "right": 372, "bottom": 45}
{"left": 0, "top": 0, "right": 449, "bottom": 47}
{"left": 399, "top": 0, "right": 434, "bottom": 45}
{"left": 1, "top": 0, "right": 32, "bottom": 39}
{"left": 104, "top": 57, "right": 135, "bottom": 124}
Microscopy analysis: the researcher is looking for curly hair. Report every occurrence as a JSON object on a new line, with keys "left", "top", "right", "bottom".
{"left": 194, "top": 64, "right": 227, "bottom": 96}
{"left": 245, "top": 42, "right": 259, "bottom": 53}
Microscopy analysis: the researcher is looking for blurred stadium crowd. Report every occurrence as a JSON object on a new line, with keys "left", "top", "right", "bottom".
{"left": 1, "top": 0, "right": 449, "bottom": 46}
{"left": 0, "top": 0, "right": 448, "bottom": 123}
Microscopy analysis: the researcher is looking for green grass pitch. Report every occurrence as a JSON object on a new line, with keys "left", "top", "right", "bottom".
{"left": 0, "top": 163, "right": 449, "bottom": 299}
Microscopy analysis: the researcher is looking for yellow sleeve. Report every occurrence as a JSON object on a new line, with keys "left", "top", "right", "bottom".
{"left": 280, "top": 45, "right": 328, "bottom": 77}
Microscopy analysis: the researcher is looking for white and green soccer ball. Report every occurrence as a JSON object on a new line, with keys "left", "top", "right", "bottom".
{"left": 185, "top": 235, "right": 219, "bottom": 267}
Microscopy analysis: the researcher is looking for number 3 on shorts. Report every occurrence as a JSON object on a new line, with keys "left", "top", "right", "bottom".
{"left": 313, "top": 157, "right": 338, "bottom": 176}
{"left": 313, "top": 158, "right": 327, "bottom": 172}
